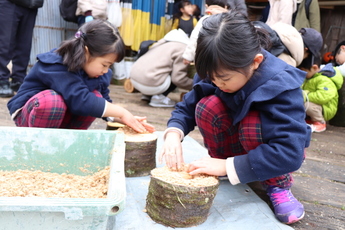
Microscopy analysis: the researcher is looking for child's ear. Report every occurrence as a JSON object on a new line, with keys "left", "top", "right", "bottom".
{"left": 311, "top": 64, "right": 319, "bottom": 71}
{"left": 84, "top": 46, "right": 90, "bottom": 60}
{"left": 252, "top": 54, "right": 264, "bottom": 70}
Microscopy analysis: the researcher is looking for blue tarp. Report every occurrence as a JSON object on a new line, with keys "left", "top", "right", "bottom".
{"left": 115, "top": 132, "right": 294, "bottom": 230}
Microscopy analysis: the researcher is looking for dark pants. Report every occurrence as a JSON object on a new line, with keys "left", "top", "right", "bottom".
{"left": 0, "top": 0, "right": 38, "bottom": 84}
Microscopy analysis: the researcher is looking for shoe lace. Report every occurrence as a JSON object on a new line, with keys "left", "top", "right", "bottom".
{"left": 270, "top": 189, "right": 291, "bottom": 205}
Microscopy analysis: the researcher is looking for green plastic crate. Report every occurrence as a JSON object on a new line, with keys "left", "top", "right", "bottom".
{"left": 0, "top": 127, "right": 126, "bottom": 230}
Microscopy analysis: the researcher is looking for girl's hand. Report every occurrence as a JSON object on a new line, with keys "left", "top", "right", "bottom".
{"left": 134, "top": 116, "right": 155, "bottom": 133}
{"left": 183, "top": 59, "right": 191, "bottom": 65}
{"left": 188, "top": 157, "right": 227, "bottom": 176}
{"left": 120, "top": 111, "right": 152, "bottom": 133}
{"left": 159, "top": 131, "right": 184, "bottom": 170}
{"left": 103, "top": 102, "right": 155, "bottom": 133}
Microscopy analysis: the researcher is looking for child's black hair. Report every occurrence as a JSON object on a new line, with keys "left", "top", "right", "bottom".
{"left": 56, "top": 19, "right": 125, "bottom": 72}
{"left": 205, "top": 0, "right": 230, "bottom": 9}
{"left": 173, "top": 0, "right": 192, "bottom": 23}
{"left": 195, "top": 11, "right": 268, "bottom": 80}
{"left": 193, "top": 4, "right": 201, "bottom": 19}
{"left": 333, "top": 40, "right": 345, "bottom": 66}
{"left": 298, "top": 54, "right": 321, "bottom": 70}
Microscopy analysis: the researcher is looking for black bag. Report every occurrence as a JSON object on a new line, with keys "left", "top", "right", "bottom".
{"left": 59, "top": 0, "right": 78, "bottom": 23}
{"left": 9, "top": 0, "right": 44, "bottom": 9}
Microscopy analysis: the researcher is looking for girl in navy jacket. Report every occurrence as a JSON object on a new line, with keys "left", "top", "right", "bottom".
{"left": 8, "top": 20, "right": 154, "bottom": 133}
{"left": 160, "top": 12, "right": 311, "bottom": 224}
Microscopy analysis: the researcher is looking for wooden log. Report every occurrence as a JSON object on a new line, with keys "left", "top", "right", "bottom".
{"left": 187, "top": 63, "right": 196, "bottom": 79}
{"left": 146, "top": 166, "right": 219, "bottom": 228}
{"left": 124, "top": 78, "right": 137, "bottom": 93}
{"left": 106, "top": 122, "right": 125, "bottom": 130}
{"left": 106, "top": 123, "right": 157, "bottom": 177}
{"left": 124, "top": 133, "right": 157, "bottom": 177}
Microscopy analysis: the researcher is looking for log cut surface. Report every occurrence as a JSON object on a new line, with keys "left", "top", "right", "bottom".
{"left": 146, "top": 167, "right": 219, "bottom": 227}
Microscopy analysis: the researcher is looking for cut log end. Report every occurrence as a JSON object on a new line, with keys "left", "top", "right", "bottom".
{"left": 124, "top": 78, "right": 137, "bottom": 93}
{"left": 146, "top": 166, "right": 219, "bottom": 227}
{"left": 106, "top": 122, "right": 125, "bottom": 130}
{"left": 112, "top": 126, "right": 157, "bottom": 177}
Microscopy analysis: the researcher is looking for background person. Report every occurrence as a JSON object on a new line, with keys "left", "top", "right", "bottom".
{"left": 171, "top": 0, "right": 198, "bottom": 37}
{"left": 266, "top": 0, "right": 297, "bottom": 26}
{"left": 75, "top": 0, "right": 108, "bottom": 27}
{"left": 292, "top": 0, "right": 321, "bottom": 32}
{"left": 130, "top": 29, "right": 193, "bottom": 108}
{"left": 0, "top": 0, "right": 44, "bottom": 97}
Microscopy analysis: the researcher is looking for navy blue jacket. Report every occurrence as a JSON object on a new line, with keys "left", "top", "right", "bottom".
{"left": 168, "top": 50, "right": 311, "bottom": 183}
{"left": 8, "top": 49, "right": 112, "bottom": 118}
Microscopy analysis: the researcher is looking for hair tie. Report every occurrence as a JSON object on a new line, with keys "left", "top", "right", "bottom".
{"left": 75, "top": 31, "right": 86, "bottom": 39}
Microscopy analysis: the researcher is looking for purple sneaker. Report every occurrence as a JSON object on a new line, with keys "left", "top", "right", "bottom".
{"left": 267, "top": 186, "right": 305, "bottom": 224}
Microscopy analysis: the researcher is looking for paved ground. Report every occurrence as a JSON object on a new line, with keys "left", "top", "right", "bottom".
{"left": 1, "top": 84, "right": 344, "bottom": 230}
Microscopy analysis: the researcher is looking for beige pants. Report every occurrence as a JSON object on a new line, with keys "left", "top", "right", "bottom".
{"left": 305, "top": 102, "right": 325, "bottom": 123}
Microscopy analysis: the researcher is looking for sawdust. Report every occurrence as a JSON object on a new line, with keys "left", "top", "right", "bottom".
{"left": 0, "top": 166, "right": 110, "bottom": 198}
{"left": 118, "top": 126, "right": 157, "bottom": 142}
{"left": 150, "top": 165, "right": 218, "bottom": 187}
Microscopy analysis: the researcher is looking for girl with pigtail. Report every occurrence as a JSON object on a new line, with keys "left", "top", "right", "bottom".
{"left": 8, "top": 20, "right": 154, "bottom": 133}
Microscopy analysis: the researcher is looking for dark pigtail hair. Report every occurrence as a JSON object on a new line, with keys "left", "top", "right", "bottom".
{"left": 56, "top": 19, "right": 125, "bottom": 72}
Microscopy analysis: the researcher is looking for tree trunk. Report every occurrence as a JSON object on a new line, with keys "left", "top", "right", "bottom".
{"left": 106, "top": 123, "right": 157, "bottom": 177}
{"left": 146, "top": 168, "right": 219, "bottom": 228}
{"left": 124, "top": 133, "right": 157, "bottom": 177}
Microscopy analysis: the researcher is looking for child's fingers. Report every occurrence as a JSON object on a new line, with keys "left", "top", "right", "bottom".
{"left": 141, "top": 122, "right": 156, "bottom": 133}
{"left": 158, "top": 150, "right": 165, "bottom": 164}
{"left": 134, "top": 116, "right": 147, "bottom": 121}
{"left": 165, "top": 150, "right": 177, "bottom": 170}
{"left": 175, "top": 150, "right": 184, "bottom": 170}
{"left": 129, "top": 120, "right": 146, "bottom": 133}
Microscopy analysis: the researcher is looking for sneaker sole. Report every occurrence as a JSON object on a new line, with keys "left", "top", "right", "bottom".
{"left": 314, "top": 128, "right": 326, "bottom": 133}
{"left": 283, "top": 211, "right": 305, "bottom": 224}
{"left": 149, "top": 102, "right": 175, "bottom": 108}
{"left": 0, "top": 93, "right": 14, "bottom": 98}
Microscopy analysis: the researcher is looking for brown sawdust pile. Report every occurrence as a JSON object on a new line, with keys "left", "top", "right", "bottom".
{"left": 0, "top": 166, "right": 110, "bottom": 198}
{"left": 151, "top": 165, "right": 218, "bottom": 187}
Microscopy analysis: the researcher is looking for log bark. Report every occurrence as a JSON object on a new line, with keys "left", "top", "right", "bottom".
{"left": 124, "top": 133, "right": 157, "bottom": 177}
{"left": 146, "top": 171, "right": 219, "bottom": 228}
{"left": 106, "top": 123, "right": 157, "bottom": 177}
